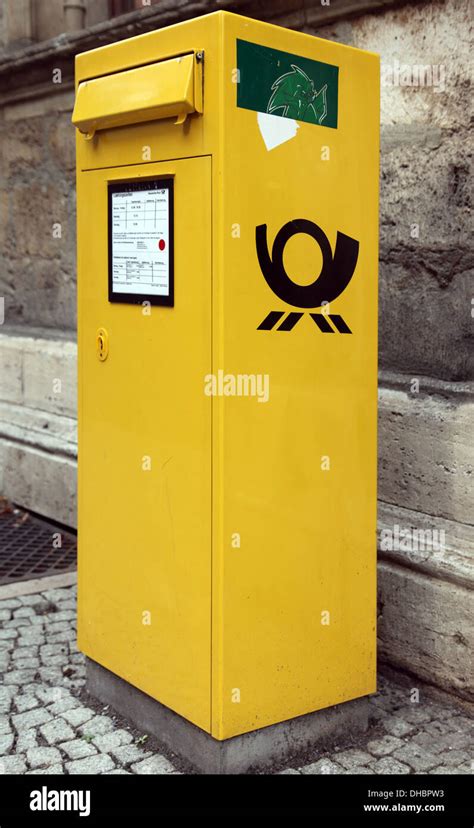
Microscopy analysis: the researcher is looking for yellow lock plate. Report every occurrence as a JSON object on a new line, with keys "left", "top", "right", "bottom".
{"left": 95, "top": 327, "right": 108, "bottom": 361}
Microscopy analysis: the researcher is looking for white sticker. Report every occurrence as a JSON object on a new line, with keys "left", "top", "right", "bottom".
{"left": 257, "top": 111, "right": 299, "bottom": 151}
{"left": 110, "top": 185, "right": 171, "bottom": 298}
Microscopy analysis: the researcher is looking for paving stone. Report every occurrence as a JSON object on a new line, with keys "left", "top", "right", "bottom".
{"left": 0, "top": 609, "right": 12, "bottom": 622}
{"left": 65, "top": 754, "right": 115, "bottom": 774}
{"left": 0, "top": 629, "right": 18, "bottom": 640}
{"left": 393, "top": 744, "right": 440, "bottom": 772}
{"left": 367, "top": 735, "right": 405, "bottom": 757}
{"left": 450, "top": 715, "right": 474, "bottom": 732}
{"left": 0, "top": 734, "right": 14, "bottom": 755}
{"left": 0, "top": 756, "right": 27, "bottom": 774}
{"left": 12, "top": 707, "right": 53, "bottom": 732}
{"left": 334, "top": 749, "right": 373, "bottom": 770}
{"left": 300, "top": 758, "right": 344, "bottom": 774}
{"left": 80, "top": 715, "right": 115, "bottom": 738}
{"left": 21, "top": 688, "right": 40, "bottom": 700}
{"left": 46, "top": 631, "right": 76, "bottom": 645}
{"left": 395, "top": 705, "right": 433, "bottom": 725}
{"left": 4, "top": 617, "right": 33, "bottom": 629}
{"left": 70, "top": 654, "right": 85, "bottom": 665}
{"left": 40, "top": 718, "right": 75, "bottom": 745}
{"left": 47, "top": 697, "right": 81, "bottom": 715}
{"left": 412, "top": 731, "right": 444, "bottom": 754}
{"left": 17, "top": 632, "right": 45, "bottom": 646}
{"left": 110, "top": 745, "right": 150, "bottom": 765}
{"left": 422, "top": 719, "right": 450, "bottom": 738}
{"left": 130, "top": 755, "right": 176, "bottom": 774}
{"left": 0, "top": 716, "right": 12, "bottom": 735}
{"left": 27, "top": 747, "right": 62, "bottom": 768}
{"left": 18, "top": 595, "right": 49, "bottom": 607}
{"left": 92, "top": 729, "right": 133, "bottom": 753}
{"left": 0, "top": 599, "right": 22, "bottom": 609}
{"left": 0, "top": 652, "right": 10, "bottom": 670}
{"left": 15, "top": 657, "right": 40, "bottom": 671}
{"left": 46, "top": 621, "right": 74, "bottom": 635}
{"left": 15, "top": 695, "right": 39, "bottom": 713}
{"left": 0, "top": 687, "right": 15, "bottom": 713}
{"left": 13, "top": 607, "right": 36, "bottom": 619}
{"left": 371, "top": 756, "right": 412, "bottom": 774}
{"left": 51, "top": 611, "right": 76, "bottom": 622}
{"left": 58, "top": 708, "right": 92, "bottom": 729}
{"left": 105, "top": 769, "right": 132, "bottom": 774}
{"left": 41, "top": 589, "right": 74, "bottom": 602}
{"left": 382, "top": 715, "right": 416, "bottom": 738}
{"left": 57, "top": 600, "right": 76, "bottom": 611}
{"left": 63, "top": 677, "right": 86, "bottom": 691}
{"left": 437, "top": 731, "right": 471, "bottom": 751}
{"left": 67, "top": 664, "right": 86, "bottom": 677}
{"left": 59, "top": 739, "right": 98, "bottom": 760}
{"left": 436, "top": 749, "right": 471, "bottom": 767}
{"left": 4, "top": 669, "right": 38, "bottom": 685}
{"left": 27, "top": 764, "right": 64, "bottom": 774}
{"left": 278, "top": 768, "right": 301, "bottom": 774}
{"left": 38, "top": 668, "right": 67, "bottom": 685}
{"left": 43, "top": 653, "right": 69, "bottom": 667}
{"left": 40, "top": 643, "right": 68, "bottom": 657}
{"left": 16, "top": 730, "right": 39, "bottom": 752}
{"left": 429, "top": 765, "right": 466, "bottom": 774}
{"left": 34, "top": 686, "right": 67, "bottom": 705}
{"left": 12, "top": 646, "right": 39, "bottom": 661}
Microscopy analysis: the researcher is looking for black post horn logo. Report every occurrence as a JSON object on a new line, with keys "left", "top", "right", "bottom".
{"left": 256, "top": 219, "right": 359, "bottom": 333}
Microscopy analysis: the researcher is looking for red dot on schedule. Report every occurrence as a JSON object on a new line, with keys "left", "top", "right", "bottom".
{"left": 158, "top": 239, "right": 166, "bottom": 251}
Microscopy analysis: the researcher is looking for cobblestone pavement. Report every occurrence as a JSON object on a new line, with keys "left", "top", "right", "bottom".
{"left": 0, "top": 584, "right": 472, "bottom": 775}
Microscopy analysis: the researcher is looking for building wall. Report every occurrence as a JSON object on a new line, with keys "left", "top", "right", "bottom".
{"left": 0, "top": 0, "right": 472, "bottom": 701}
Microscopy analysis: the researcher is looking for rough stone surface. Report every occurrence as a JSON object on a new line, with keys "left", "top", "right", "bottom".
{"left": 130, "top": 755, "right": 176, "bottom": 775}
{"left": 300, "top": 758, "right": 344, "bottom": 775}
{"left": 40, "top": 718, "right": 75, "bottom": 745}
{"left": 378, "top": 561, "right": 473, "bottom": 702}
{"left": 341, "top": 0, "right": 473, "bottom": 382}
{"left": 26, "top": 746, "right": 62, "bottom": 768}
{"left": 378, "top": 387, "right": 474, "bottom": 525}
{"left": 65, "top": 754, "right": 115, "bottom": 775}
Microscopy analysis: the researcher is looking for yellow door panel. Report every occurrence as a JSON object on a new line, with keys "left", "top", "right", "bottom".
{"left": 77, "top": 157, "right": 212, "bottom": 732}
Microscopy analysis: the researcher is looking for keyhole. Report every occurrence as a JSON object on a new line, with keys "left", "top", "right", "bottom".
{"left": 96, "top": 328, "right": 108, "bottom": 361}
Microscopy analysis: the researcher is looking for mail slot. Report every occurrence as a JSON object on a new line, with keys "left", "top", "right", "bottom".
{"left": 72, "top": 52, "right": 202, "bottom": 136}
{"left": 74, "top": 10, "right": 379, "bottom": 755}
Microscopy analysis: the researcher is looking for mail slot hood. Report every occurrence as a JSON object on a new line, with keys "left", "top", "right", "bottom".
{"left": 72, "top": 51, "right": 203, "bottom": 136}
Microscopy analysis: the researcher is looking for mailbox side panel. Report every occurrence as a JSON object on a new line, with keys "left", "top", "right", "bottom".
{"left": 213, "top": 14, "right": 379, "bottom": 739}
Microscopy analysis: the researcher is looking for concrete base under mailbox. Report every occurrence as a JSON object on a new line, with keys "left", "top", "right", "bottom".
{"left": 86, "top": 657, "right": 369, "bottom": 774}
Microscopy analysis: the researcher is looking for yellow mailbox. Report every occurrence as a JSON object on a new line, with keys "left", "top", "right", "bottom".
{"left": 73, "top": 10, "right": 379, "bottom": 772}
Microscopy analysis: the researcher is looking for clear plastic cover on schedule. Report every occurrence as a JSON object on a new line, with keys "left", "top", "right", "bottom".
{"left": 108, "top": 179, "right": 173, "bottom": 304}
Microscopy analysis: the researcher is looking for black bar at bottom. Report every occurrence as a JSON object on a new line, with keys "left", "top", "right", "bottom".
{"left": 0, "top": 773, "right": 470, "bottom": 824}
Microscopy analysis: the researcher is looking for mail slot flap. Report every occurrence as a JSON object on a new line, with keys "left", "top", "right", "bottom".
{"left": 72, "top": 52, "right": 202, "bottom": 136}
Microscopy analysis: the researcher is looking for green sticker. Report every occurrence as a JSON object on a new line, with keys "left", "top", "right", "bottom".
{"left": 237, "top": 39, "right": 338, "bottom": 129}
